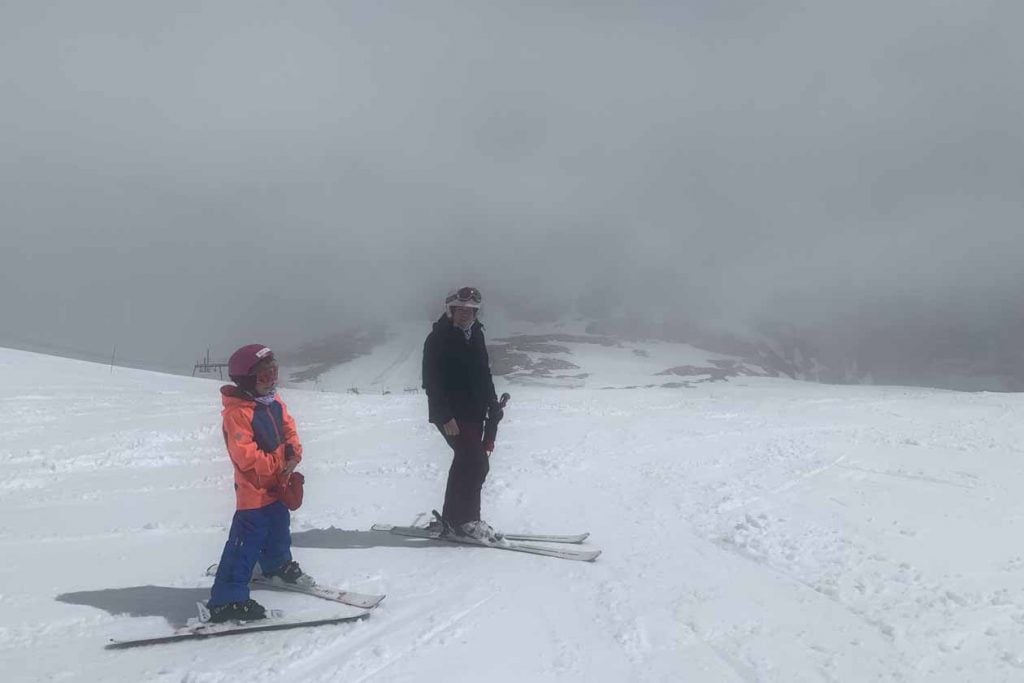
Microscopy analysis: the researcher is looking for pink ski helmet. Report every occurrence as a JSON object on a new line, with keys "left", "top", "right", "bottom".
{"left": 228, "top": 344, "right": 275, "bottom": 379}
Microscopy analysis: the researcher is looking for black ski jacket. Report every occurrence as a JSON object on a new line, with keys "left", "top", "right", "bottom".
{"left": 422, "top": 315, "right": 498, "bottom": 425}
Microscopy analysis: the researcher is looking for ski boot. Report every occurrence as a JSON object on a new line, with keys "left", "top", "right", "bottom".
{"left": 206, "top": 598, "right": 267, "bottom": 623}
{"left": 455, "top": 520, "right": 505, "bottom": 544}
{"left": 262, "top": 560, "right": 316, "bottom": 589}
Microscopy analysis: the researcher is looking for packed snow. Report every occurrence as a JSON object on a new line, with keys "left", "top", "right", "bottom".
{"left": 3, "top": 345, "right": 1024, "bottom": 681}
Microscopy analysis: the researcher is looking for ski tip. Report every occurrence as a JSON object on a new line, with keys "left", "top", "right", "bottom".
{"left": 358, "top": 594, "right": 387, "bottom": 609}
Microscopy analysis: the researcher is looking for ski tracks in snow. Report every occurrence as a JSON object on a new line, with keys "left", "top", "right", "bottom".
{"left": 329, "top": 595, "right": 496, "bottom": 683}
{"left": 516, "top": 387, "right": 1024, "bottom": 680}
{"left": 670, "top": 392, "right": 1024, "bottom": 680}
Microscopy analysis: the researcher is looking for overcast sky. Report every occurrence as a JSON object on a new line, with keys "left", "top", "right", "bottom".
{"left": 2, "top": 1, "right": 1023, "bottom": 380}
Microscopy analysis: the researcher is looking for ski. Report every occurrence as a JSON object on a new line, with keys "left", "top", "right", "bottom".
{"left": 371, "top": 524, "right": 601, "bottom": 562}
{"left": 404, "top": 511, "right": 590, "bottom": 544}
{"left": 205, "top": 564, "right": 385, "bottom": 609}
{"left": 502, "top": 531, "right": 590, "bottom": 544}
{"left": 106, "top": 605, "right": 369, "bottom": 649}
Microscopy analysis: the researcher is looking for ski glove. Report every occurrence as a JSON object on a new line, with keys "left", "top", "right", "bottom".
{"left": 271, "top": 471, "right": 304, "bottom": 510}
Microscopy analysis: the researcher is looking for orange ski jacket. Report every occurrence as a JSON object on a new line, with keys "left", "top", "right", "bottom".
{"left": 220, "top": 386, "right": 303, "bottom": 510}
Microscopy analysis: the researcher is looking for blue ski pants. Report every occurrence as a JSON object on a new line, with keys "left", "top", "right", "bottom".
{"left": 209, "top": 501, "right": 292, "bottom": 606}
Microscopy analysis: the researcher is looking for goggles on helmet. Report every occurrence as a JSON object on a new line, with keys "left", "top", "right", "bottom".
{"left": 446, "top": 286, "right": 482, "bottom": 307}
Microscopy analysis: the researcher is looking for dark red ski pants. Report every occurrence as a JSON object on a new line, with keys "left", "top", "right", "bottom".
{"left": 437, "top": 420, "right": 489, "bottom": 526}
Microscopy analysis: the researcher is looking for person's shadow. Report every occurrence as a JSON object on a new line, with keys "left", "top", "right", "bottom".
{"left": 57, "top": 586, "right": 209, "bottom": 627}
{"left": 291, "top": 527, "right": 448, "bottom": 550}
{"left": 56, "top": 531, "right": 444, "bottom": 626}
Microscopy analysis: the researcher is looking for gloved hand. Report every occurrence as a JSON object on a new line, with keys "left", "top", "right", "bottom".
{"left": 484, "top": 439, "right": 495, "bottom": 455}
{"left": 283, "top": 443, "right": 302, "bottom": 475}
{"left": 272, "top": 471, "right": 304, "bottom": 510}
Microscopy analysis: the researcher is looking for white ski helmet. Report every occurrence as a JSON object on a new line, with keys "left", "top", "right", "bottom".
{"left": 444, "top": 286, "right": 483, "bottom": 317}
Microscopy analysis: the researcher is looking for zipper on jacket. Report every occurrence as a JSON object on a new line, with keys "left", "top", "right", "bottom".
{"left": 268, "top": 404, "right": 284, "bottom": 451}
{"left": 260, "top": 402, "right": 285, "bottom": 477}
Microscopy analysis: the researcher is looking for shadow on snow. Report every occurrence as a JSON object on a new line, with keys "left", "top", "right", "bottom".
{"left": 57, "top": 586, "right": 208, "bottom": 627}
{"left": 56, "top": 530, "right": 444, "bottom": 626}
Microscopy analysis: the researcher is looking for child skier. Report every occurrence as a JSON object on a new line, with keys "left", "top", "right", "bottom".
{"left": 207, "top": 344, "right": 310, "bottom": 622}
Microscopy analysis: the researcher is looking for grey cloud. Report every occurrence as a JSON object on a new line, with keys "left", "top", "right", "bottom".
{"left": 2, "top": 1, "right": 1023, "bottom": 386}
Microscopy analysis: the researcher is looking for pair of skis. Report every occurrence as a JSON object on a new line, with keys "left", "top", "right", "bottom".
{"left": 105, "top": 569, "right": 385, "bottom": 649}
{"left": 107, "top": 517, "right": 598, "bottom": 648}
{"left": 372, "top": 511, "right": 601, "bottom": 562}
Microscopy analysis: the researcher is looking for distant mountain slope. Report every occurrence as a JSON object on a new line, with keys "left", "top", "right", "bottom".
{"left": 286, "top": 320, "right": 789, "bottom": 394}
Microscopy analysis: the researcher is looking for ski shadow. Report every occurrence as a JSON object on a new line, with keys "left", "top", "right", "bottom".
{"left": 57, "top": 586, "right": 208, "bottom": 627}
{"left": 292, "top": 527, "right": 448, "bottom": 550}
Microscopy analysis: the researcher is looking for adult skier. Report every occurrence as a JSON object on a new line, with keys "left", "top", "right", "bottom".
{"left": 422, "top": 286, "right": 504, "bottom": 542}
{"left": 206, "top": 344, "right": 312, "bottom": 622}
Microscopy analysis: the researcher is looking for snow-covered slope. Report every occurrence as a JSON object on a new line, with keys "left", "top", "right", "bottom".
{"left": 4, "top": 346, "right": 1024, "bottom": 681}
{"left": 290, "top": 323, "right": 426, "bottom": 394}
{"left": 289, "top": 320, "right": 774, "bottom": 394}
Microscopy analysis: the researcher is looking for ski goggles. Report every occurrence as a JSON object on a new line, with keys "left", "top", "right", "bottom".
{"left": 447, "top": 286, "right": 482, "bottom": 306}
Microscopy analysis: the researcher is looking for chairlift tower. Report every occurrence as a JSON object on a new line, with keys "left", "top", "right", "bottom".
{"left": 192, "top": 349, "right": 229, "bottom": 379}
